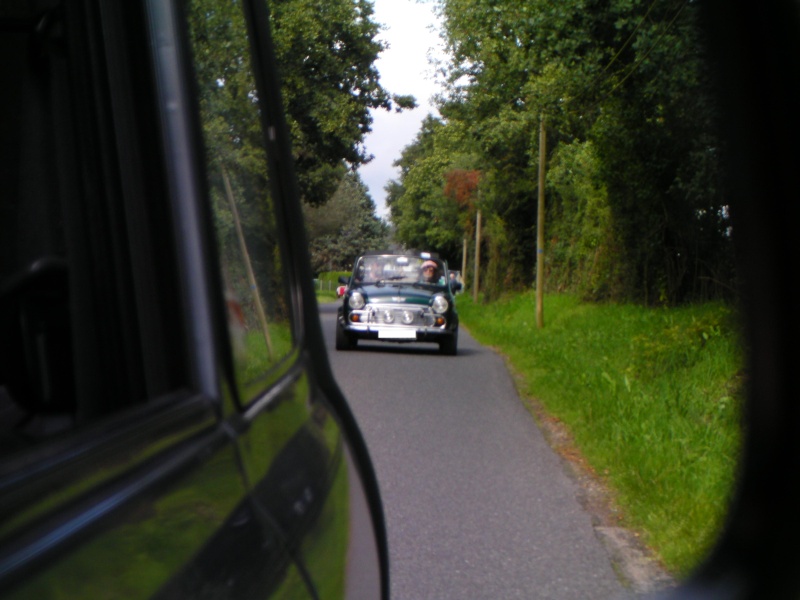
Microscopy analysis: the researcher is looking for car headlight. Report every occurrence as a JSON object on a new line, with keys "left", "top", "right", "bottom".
{"left": 432, "top": 295, "right": 449, "bottom": 314}
{"left": 348, "top": 292, "right": 365, "bottom": 310}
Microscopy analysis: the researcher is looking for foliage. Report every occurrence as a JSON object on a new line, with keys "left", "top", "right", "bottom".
{"left": 443, "top": 168, "right": 481, "bottom": 245}
{"left": 443, "top": 169, "right": 480, "bottom": 211}
{"left": 270, "top": 0, "right": 416, "bottom": 205}
{"left": 303, "top": 171, "right": 389, "bottom": 273}
{"left": 457, "top": 292, "right": 743, "bottom": 575}
{"left": 387, "top": 114, "right": 479, "bottom": 266}
{"left": 387, "top": 0, "right": 734, "bottom": 304}
{"left": 188, "top": 0, "right": 292, "bottom": 328}
{"left": 188, "top": 0, "right": 405, "bottom": 329}
{"left": 546, "top": 139, "right": 625, "bottom": 300}
{"left": 317, "top": 271, "right": 351, "bottom": 283}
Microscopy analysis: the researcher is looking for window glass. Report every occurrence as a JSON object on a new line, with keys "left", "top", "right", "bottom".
{"left": 0, "top": 2, "right": 178, "bottom": 453}
{"left": 186, "top": 0, "right": 295, "bottom": 397}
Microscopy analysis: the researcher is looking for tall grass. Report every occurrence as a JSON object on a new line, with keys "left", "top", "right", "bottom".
{"left": 456, "top": 293, "right": 743, "bottom": 575}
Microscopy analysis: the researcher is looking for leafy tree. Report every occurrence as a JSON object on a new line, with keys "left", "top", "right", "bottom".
{"left": 304, "top": 171, "right": 389, "bottom": 272}
{"left": 187, "top": 0, "right": 408, "bottom": 311}
{"left": 546, "top": 139, "right": 624, "bottom": 300}
{"left": 584, "top": 3, "right": 733, "bottom": 303}
{"left": 387, "top": 115, "right": 475, "bottom": 266}
{"left": 188, "top": 0, "right": 290, "bottom": 322}
{"left": 270, "top": 0, "right": 416, "bottom": 205}
{"left": 430, "top": 0, "right": 732, "bottom": 303}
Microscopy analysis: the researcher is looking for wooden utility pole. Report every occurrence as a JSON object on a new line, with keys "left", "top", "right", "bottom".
{"left": 461, "top": 237, "right": 468, "bottom": 289}
{"left": 473, "top": 210, "right": 481, "bottom": 302}
{"left": 536, "top": 117, "right": 546, "bottom": 329}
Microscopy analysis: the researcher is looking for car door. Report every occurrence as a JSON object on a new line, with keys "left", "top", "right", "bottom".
{"left": 166, "top": 0, "right": 385, "bottom": 596}
{"left": 0, "top": 1, "right": 251, "bottom": 597}
{"left": 0, "top": 0, "right": 386, "bottom": 598}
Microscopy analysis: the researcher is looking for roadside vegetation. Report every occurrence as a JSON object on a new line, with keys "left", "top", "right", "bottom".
{"left": 457, "top": 292, "right": 743, "bottom": 576}
{"left": 303, "top": 174, "right": 390, "bottom": 275}
{"left": 388, "top": 0, "right": 733, "bottom": 308}
{"left": 315, "top": 289, "right": 340, "bottom": 304}
{"left": 314, "top": 271, "right": 349, "bottom": 304}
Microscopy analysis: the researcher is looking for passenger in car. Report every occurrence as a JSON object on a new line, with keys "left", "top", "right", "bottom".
{"left": 367, "top": 262, "right": 383, "bottom": 282}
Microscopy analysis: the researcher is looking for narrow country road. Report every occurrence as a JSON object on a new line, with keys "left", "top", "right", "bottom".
{"left": 321, "top": 303, "right": 636, "bottom": 599}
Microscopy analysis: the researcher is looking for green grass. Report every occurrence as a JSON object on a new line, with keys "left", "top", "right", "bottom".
{"left": 315, "top": 289, "right": 339, "bottom": 303}
{"left": 236, "top": 322, "right": 295, "bottom": 394}
{"left": 456, "top": 292, "right": 743, "bottom": 576}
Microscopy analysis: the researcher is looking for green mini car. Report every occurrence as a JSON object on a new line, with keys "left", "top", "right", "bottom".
{"left": 336, "top": 253, "right": 461, "bottom": 355}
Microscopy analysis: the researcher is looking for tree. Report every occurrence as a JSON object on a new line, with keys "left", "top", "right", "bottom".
{"left": 270, "top": 0, "right": 416, "bottom": 205}
{"left": 186, "top": 0, "right": 409, "bottom": 304}
{"left": 431, "top": 0, "right": 732, "bottom": 303}
{"left": 304, "top": 171, "right": 389, "bottom": 273}
{"left": 188, "top": 0, "right": 290, "bottom": 324}
{"left": 387, "top": 115, "right": 475, "bottom": 266}
{"left": 585, "top": 2, "right": 733, "bottom": 302}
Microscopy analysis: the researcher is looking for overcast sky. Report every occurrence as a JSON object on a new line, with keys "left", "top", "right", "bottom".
{"left": 358, "top": 0, "right": 446, "bottom": 219}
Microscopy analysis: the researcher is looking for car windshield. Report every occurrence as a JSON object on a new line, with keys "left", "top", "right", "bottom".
{"left": 354, "top": 255, "right": 446, "bottom": 286}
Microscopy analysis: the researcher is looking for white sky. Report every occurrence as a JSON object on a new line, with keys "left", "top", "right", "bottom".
{"left": 358, "top": 0, "right": 446, "bottom": 219}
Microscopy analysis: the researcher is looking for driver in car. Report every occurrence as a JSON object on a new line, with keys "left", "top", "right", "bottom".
{"left": 419, "top": 260, "right": 441, "bottom": 283}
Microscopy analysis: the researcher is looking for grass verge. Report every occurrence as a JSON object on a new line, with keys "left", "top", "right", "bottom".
{"left": 456, "top": 292, "right": 743, "bottom": 576}
{"left": 316, "top": 290, "right": 339, "bottom": 304}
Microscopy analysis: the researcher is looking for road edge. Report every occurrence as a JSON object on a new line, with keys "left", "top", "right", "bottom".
{"left": 487, "top": 339, "right": 677, "bottom": 595}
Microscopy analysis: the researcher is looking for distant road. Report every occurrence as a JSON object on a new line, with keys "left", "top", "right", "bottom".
{"left": 320, "top": 303, "right": 632, "bottom": 599}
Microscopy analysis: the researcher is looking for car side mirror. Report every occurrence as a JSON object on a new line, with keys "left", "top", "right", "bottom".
{"left": 450, "top": 281, "right": 462, "bottom": 293}
{"left": 338, "top": 275, "right": 350, "bottom": 285}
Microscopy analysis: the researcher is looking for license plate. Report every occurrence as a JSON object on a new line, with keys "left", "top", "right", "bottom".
{"left": 378, "top": 328, "right": 417, "bottom": 339}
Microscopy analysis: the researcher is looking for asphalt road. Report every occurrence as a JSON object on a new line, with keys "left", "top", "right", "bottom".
{"left": 321, "top": 303, "right": 634, "bottom": 600}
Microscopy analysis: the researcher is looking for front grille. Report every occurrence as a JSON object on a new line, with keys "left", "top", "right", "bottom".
{"left": 367, "top": 304, "right": 428, "bottom": 326}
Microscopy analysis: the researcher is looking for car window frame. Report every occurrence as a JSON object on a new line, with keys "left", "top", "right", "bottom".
{"left": 0, "top": 0, "right": 232, "bottom": 590}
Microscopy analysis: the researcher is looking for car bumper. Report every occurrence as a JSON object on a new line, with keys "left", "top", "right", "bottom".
{"left": 340, "top": 322, "right": 456, "bottom": 343}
